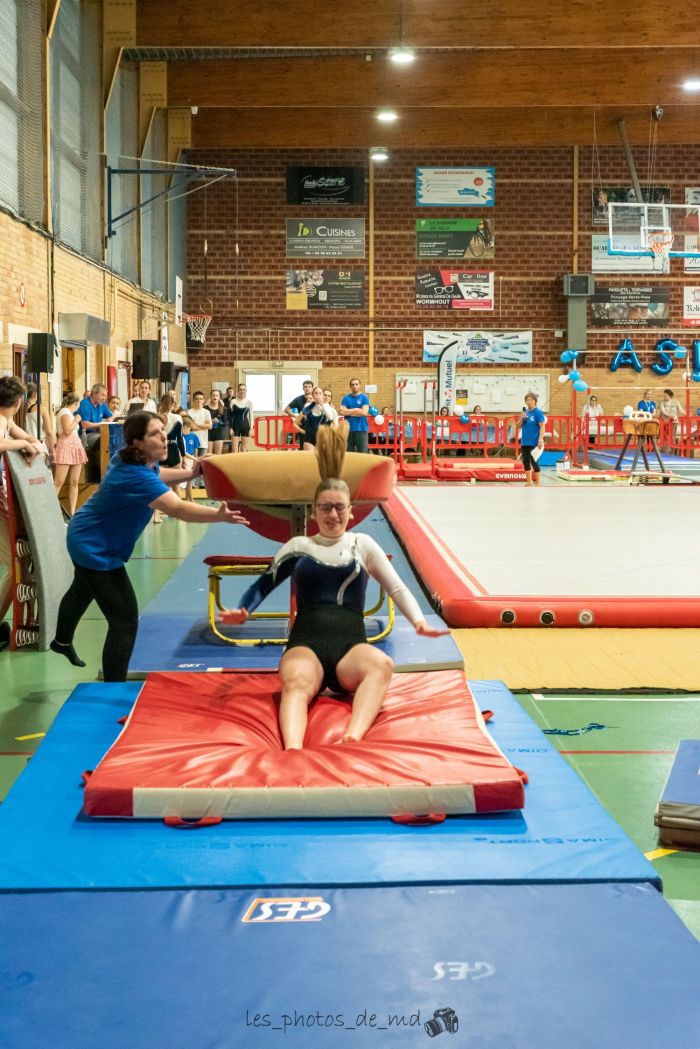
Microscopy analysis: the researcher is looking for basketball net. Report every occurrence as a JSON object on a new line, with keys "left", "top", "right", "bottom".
{"left": 185, "top": 313, "right": 212, "bottom": 343}
{"left": 646, "top": 229, "right": 674, "bottom": 272}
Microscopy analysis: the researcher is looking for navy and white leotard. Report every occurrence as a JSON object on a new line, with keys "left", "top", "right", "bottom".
{"left": 239, "top": 532, "right": 423, "bottom": 692}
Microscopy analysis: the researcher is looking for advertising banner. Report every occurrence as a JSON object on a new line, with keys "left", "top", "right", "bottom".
{"left": 423, "top": 330, "right": 533, "bottom": 365}
{"left": 286, "top": 167, "right": 364, "bottom": 205}
{"left": 591, "top": 185, "right": 671, "bottom": 225}
{"left": 684, "top": 188, "right": 700, "bottom": 272}
{"left": 415, "top": 218, "right": 495, "bottom": 260}
{"left": 416, "top": 167, "right": 495, "bottom": 207}
{"left": 285, "top": 269, "right": 365, "bottom": 310}
{"left": 590, "top": 286, "right": 670, "bottom": 327}
{"left": 591, "top": 234, "right": 655, "bottom": 274}
{"left": 683, "top": 286, "right": 700, "bottom": 327}
{"left": 415, "top": 270, "right": 494, "bottom": 309}
{"left": 286, "top": 219, "right": 365, "bottom": 258}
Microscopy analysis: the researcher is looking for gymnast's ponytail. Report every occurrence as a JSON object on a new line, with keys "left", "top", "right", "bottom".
{"left": 314, "top": 422, "right": 350, "bottom": 502}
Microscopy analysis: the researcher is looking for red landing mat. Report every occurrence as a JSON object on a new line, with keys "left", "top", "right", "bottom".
{"left": 83, "top": 670, "right": 525, "bottom": 821}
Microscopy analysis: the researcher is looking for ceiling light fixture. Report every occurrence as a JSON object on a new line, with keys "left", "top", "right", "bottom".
{"left": 388, "top": 46, "right": 415, "bottom": 66}
{"left": 369, "top": 145, "right": 390, "bottom": 162}
{"left": 683, "top": 77, "right": 700, "bottom": 91}
{"left": 376, "top": 109, "right": 398, "bottom": 123}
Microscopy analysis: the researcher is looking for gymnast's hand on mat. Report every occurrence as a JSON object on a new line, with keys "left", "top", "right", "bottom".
{"left": 218, "top": 607, "right": 249, "bottom": 625}
{"left": 215, "top": 503, "right": 250, "bottom": 526}
{"left": 414, "top": 619, "right": 450, "bottom": 637}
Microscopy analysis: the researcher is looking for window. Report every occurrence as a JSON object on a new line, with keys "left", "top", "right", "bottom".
{"left": 0, "top": 0, "right": 43, "bottom": 221}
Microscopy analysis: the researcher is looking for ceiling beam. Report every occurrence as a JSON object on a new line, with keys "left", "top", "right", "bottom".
{"left": 192, "top": 106, "right": 700, "bottom": 148}
{"left": 168, "top": 50, "right": 699, "bottom": 110}
{"left": 136, "top": 1, "right": 700, "bottom": 49}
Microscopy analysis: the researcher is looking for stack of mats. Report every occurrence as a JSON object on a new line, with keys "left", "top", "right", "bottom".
{"left": 655, "top": 739, "right": 700, "bottom": 849}
{"left": 0, "top": 676, "right": 698, "bottom": 1047}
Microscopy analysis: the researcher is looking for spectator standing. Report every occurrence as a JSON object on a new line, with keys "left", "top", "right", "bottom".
{"left": 581, "top": 394, "right": 604, "bottom": 445}
{"left": 206, "top": 389, "right": 227, "bottom": 455}
{"left": 285, "top": 379, "right": 314, "bottom": 448}
{"left": 126, "top": 380, "right": 157, "bottom": 414}
{"left": 300, "top": 386, "right": 335, "bottom": 450}
{"left": 187, "top": 391, "right": 212, "bottom": 484}
{"left": 0, "top": 376, "right": 44, "bottom": 461}
{"left": 228, "top": 382, "right": 254, "bottom": 452}
{"left": 53, "top": 392, "right": 87, "bottom": 516}
{"left": 21, "top": 382, "right": 54, "bottom": 456}
{"left": 339, "top": 377, "right": 370, "bottom": 453}
{"left": 322, "top": 389, "right": 339, "bottom": 425}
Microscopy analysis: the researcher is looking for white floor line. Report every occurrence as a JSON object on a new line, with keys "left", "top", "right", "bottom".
{"left": 527, "top": 695, "right": 700, "bottom": 702}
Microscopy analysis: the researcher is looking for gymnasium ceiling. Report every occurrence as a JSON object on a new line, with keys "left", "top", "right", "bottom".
{"left": 113, "top": 0, "right": 700, "bottom": 148}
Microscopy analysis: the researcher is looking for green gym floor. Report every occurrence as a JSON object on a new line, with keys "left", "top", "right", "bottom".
{"left": 1, "top": 517, "right": 698, "bottom": 942}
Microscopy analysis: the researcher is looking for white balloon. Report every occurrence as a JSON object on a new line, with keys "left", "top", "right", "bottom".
{"left": 623, "top": 405, "right": 634, "bottom": 417}
{"left": 558, "top": 374, "right": 569, "bottom": 384}
{"left": 374, "top": 414, "right": 385, "bottom": 426}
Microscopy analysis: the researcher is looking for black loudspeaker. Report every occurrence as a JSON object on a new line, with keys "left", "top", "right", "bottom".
{"left": 159, "top": 362, "right": 177, "bottom": 384}
{"left": 27, "top": 333, "right": 56, "bottom": 374}
{"left": 132, "top": 340, "right": 159, "bottom": 379}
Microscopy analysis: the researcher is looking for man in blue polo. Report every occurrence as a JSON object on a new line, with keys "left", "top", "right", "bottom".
{"left": 340, "top": 377, "right": 370, "bottom": 453}
{"left": 77, "top": 383, "right": 113, "bottom": 479}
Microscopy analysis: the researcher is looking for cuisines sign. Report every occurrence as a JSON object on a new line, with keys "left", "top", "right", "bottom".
{"left": 286, "top": 219, "right": 365, "bottom": 258}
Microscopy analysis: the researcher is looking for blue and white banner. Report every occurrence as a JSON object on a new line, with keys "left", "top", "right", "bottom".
{"left": 424, "top": 330, "right": 533, "bottom": 365}
{"left": 592, "top": 234, "right": 655, "bottom": 274}
{"left": 416, "top": 167, "right": 495, "bottom": 207}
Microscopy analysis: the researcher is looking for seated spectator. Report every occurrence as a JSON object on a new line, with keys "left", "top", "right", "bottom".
{"left": 107, "top": 396, "right": 124, "bottom": 419}
{"left": 126, "top": 381, "right": 157, "bottom": 414}
{"left": 77, "top": 383, "right": 113, "bottom": 480}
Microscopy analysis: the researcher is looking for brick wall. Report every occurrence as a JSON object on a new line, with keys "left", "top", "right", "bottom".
{"left": 0, "top": 210, "right": 185, "bottom": 402}
{"left": 185, "top": 145, "right": 700, "bottom": 418}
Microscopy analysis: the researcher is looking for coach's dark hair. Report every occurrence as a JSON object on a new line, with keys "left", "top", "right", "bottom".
{"left": 0, "top": 375, "right": 25, "bottom": 408}
{"left": 119, "top": 410, "right": 158, "bottom": 465}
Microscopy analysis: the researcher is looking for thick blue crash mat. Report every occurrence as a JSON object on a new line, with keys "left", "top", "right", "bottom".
{"left": 0, "top": 679, "right": 658, "bottom": 889}
{"left": 0, "top": 882, "right": 698, "bottom": 1049}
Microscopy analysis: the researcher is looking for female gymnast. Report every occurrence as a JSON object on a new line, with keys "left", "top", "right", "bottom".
{"left": 52, "top": 411, "right": 248, "bottom": 681}
{"left": 221, "top": 426, "right": 446, "bottom": 749}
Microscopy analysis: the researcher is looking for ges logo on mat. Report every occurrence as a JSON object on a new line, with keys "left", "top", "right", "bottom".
{"left": 243, "top": 897, "right": 332, "bottom": 923}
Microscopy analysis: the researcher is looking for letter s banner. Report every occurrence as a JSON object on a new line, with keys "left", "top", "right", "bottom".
{"left": 651, "top": 338, "right": 677, "bottom": 376}
{"left": 242, "top": 896, "right": 332, "bottom": 923}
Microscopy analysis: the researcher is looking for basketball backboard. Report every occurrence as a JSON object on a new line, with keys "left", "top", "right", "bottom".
{"left": 608, "top": 202, "right": 700, "bottom": 272}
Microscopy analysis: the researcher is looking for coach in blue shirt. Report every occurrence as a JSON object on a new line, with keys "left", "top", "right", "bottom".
{"left": 519, "top": 392, "right": 546, "bottom": 486}
{"left": 340, "top": 377, "right": 370, "bottom": 453}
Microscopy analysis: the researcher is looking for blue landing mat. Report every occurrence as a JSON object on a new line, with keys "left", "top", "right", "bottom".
{"left": 587, "top": 448, "right": 700, "bottom": 473}
{"left": 1, "top": 882, "right": 697, "bottom": 1049}
{"left": 129, "top": 611, "right": 461, "bottom": 674}
{"left": 129, "top": 512, "right": 462, "bottom": 674}
{"left": 0, "top": 679, "right": 658, "bottom": 890}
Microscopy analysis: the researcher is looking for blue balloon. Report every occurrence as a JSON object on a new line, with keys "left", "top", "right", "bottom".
{"left": 693, "top": 371, "right": 700, "bottom": 383}
{"left": 560, "top": 350, "right": 577, "bottom": 363}
{"left": 568, "top": 369, "right": 580, "bottom": 381}
{"left": 368, "top": 405, "right": 379, "bottom": 416}
{"left": 572, "top": 379, "right": 589, "bottom": 392}
{"left": 609, "top": 339, "right": 643, "bottom": 374}
{"left": 696, "top": 408, "right": 700, "bottom": 417}
{"left": 460, "top": 414, "right": 470, "bottom": 424}
{"left": 674, "top": 348, "right": 688, "bottom": 359}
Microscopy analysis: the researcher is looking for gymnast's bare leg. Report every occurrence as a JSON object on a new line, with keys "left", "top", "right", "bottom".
{"left": 335, "top": 643, "right": 393, "bottom": 743}
{"left": 278, "top": 646, "right": 324, "bottom": 750}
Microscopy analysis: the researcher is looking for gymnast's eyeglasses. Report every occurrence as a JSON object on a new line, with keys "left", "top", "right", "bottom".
{"left": 315, "top": 502, "right": 350, "bottom": 514}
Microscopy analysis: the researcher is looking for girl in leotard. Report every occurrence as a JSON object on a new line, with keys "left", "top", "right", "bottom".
{"left": 300, "top": 385, "right": 335, "bottom": 451}
{"left": 228, "top": 383, "right": 253, "bottom": 452}
{"left": 221, "top": 426, "right": 446, "bottom": 749}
